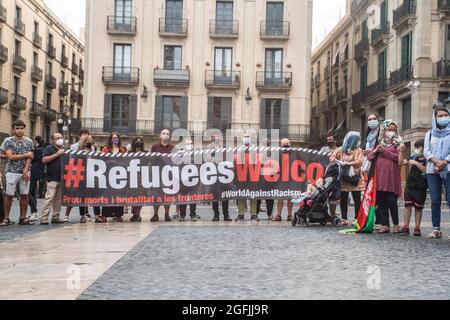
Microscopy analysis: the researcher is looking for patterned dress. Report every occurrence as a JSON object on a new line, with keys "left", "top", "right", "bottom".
{"left": 330, "top": 147, "right": 366, "bottom": 192}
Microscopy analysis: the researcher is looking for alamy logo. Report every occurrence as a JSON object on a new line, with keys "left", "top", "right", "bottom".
{"left": 67, "top": 265, "right": 81, "bottom": 290}
{"left": 366, "top": 265, "right": 381, "bottom": 290}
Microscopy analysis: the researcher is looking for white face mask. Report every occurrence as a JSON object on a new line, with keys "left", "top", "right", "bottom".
{"left": 185, "top": 144, "right": 193, "bottom": 151}
{"left": 243, "top": 137, "right": 251, "bottom": 145}
{"left": 56, "top": 139, "right": 64, "bottom": 147}
{"left": 414, "top": 148, "right": 423, "bottom": 156}
{"left": 161, "top": 134, "right": 170, "bottom": 142}
{"left": 386, "top": 131, "right": 396, "bottom": 139}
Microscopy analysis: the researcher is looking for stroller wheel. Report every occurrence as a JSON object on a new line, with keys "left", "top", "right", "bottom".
{"left": 305, "top": 217, "right": 310, "bottom": 227}
{"left": 320, "top": 221, "right": 327, "bottom": 226}
{"left": 292, "top": 215, "right": 298, "bottom": 227}
{"left": 332, "top": 216, "right": 342, "bottom": 227}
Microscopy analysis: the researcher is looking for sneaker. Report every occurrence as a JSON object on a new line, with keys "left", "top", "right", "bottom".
{"left": 172, "top": 214, "right": 179, "bottom": 219}
{"left": 235, "top": 215, "right": 245, "bottom": 221}
{"left": 165, "top": 215, "right": 172, "bottom": 222}
{"left": 63, "top": 216, "right": 69, "bottom": 223}
{"left": 191, "top": 214, "right": 201, "bottom": 220}
{"left": 179, "top": 216, "right": 185, "bottom": 222}
{"left": 223, "top": 215, "right": 232, "bottom": 222}
{"left": 150, "top": 215, "right": 159, "bottom": 223}
{"left": 212, "top": 216, "right": 220, "bottom": 222}
{"left": 414, "top": 228, "right": 422, "bottom": 237}
{"left": 28, "top": 213, "right": 40, "bottom": 222}
{"left": 251, "top": 215, "right": 260, "bottom": 222}
{"left": 399, "top": 226, "right": 410, "bottom": 236}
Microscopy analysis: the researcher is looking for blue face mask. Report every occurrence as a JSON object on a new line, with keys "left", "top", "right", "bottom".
{"left": 437, "top": 117, "right": 450, "bottom": 128}
{"left": 368, "top": 120, "right": 379, "bottom": 130}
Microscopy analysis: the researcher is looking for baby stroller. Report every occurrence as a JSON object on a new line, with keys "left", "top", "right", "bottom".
{"left": 291, "top": 160, "right": 344, "bottom": 227}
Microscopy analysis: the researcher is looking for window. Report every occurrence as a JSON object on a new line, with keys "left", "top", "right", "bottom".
{"left": 162, "top": 96, "right": 182, "bottom": 130}
{"left": 361, "top": 19, "right": 368, "bottom": 41}
{"left": 15, "top": 6, "right": 22, "bottom": 21}
{"left": 378, "top": 107, "right": 386, "bottom": 122}
{"left": 13, "top": 77, "right": 20, "bottom": 97}
{"left": 360, "top": 63, "right": 367, "bottom": 94}
{"left": 33, "top": 52, "right": 38, "bottom": 66}
{"left": 445, "top": 24, "right": 450, "bottom": 60}
{"left": 402, "top": 97, "right": 412, "bottom": 131}
{"left": 62, "top": 44, "right": 66, "bottom": 58}
{"left": 165, "top": 0, "right": 183, "bottom": 32}
{"left": 111, "top": 95, "right": 130, "bottom": 129}
{"left": 30, "top": 121, "right": 36, "bottom": 139}
{"left": 401, "top": 32, "right": 413, "bottom": 68}
{"left": 15, "top": 40, "right": 21, "bottom": 55}
{"left": 266, "top": 2, "right": 284, "bottom": 35}
{"left": 113, "top": 44, "right": 132, "bottom": 78}
{"left": 164, "top": 46, "right": 182, "bottom": 70}
{"left": 265, "top": 48, "right": 283, "bottom": 84}
{"left": 216, "top": 1, "right": 233, "bottom": 33}
{"left": 378, "top": 49, "right": 387, "bottom": 81}
{"left": 32, "top": 86, "right": 37, "bottom": 106}
{"left": 60, "top": 70, "right": 65, "bottom": 83}
{"left": 48, "top": 33, "right": 54, "bottom": 47}
{"left": 214, "top": 47, "right": 232, "bottom": 83}
{"left": 47, "top": 61, "right": 53, "bottom": 76}
{"left": 46, "top": 92, "right": 52, "bottom": 108}
{"left": 209, "top": 97, "right": 232, "bottom": 132}
{"left": 264, "top": 99, "right": 282, "bottom": 129}
{"left": 34, "top": 21, "right": 39, "bottom": 35}
{"left": 72, "top": 53, "right": 76, "bottom": 65}
{"left": 115, "top": 0, "right": 132, "bottom": 25}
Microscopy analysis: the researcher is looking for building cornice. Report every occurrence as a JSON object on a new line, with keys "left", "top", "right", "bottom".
{"left": 312, "top": 15, "right": 352, "bottom": 61}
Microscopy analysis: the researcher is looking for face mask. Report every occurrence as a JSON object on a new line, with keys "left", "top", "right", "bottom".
{"left": 56, "top": 139, "right": 64, "bottom": 147}
{"left": 135, "top": 142, "right": 143, "bottom": 148}
{"left": 112, "top": 138, "right": 120, "bottom": 145}
{"left": 386, "top": 131, "right": 396, "bottom": 139}
{"left": 86, "top": 143, "right": 93, "bottom": 149}
{"left": 437, "top": 117, "right": 450, "bottom": 128}
{"left": 185, "top": 144, "right": 193, "bottom": 151}
{"left": 368, "top": 120, "right": 379, "bottom": 130}
{"left": 327, "top": 142, "right": 335, "bottom": 147}
{"left": 414, "top": 149, "right": 423, "bottom": 156}
{"left": 161, "top": 134, "right": 170, "bottom": 142}
{"left": 243, "top": 138, "right": 251, "bottom": 145}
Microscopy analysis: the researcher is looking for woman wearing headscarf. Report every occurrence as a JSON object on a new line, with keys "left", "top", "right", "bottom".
{"left": 330, "top": 132, "right": 365, "bottom": 226}
{"left": 424, "top": 104, "right": 450, "bottom": 240}
{"left": 367, "top": 120, "right": 405, "bottom": 234}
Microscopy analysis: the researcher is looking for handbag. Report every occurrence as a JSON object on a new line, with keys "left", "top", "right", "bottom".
{"left": 361, "top": 156, "right": 372, "bottom": 173}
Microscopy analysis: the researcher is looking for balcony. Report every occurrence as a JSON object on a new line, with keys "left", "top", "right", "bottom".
{"left": 337, "top": 88, "right": 348, "bottom": 105}
{"left": 12, "top": 54, "right": 27, "bottom": 73}
{"left": 10, "top": 94, "right": 27, "bottom": 113}
{"left": 70, "top": 89, "right": 79, "bottom": 103}
{"left": 437, "top": 59, "right": 450, "bottom": 86}
{"left": 354, "top": 38, "right": 369, "bottom": 63}
{"left": 209, "top": 20, "right": 239, "bottom": 39}
{"left": 46, "top": 75, "right": 57, "bottom": 90}
{"left": 286, "top": 124, "right": 311, "bottom": 142}
{"left": 14, "top": 19, "right": 25, "bottom": 36}
{"left": 31, "top": 65, "right": 43, "bottom": 82}
{"left": 340, "top": 47, "right": 349, "bottom": 68}
{"left": 256, "top": 72, "right": 292, "bottom": 92}
{"left": 33, "top": 33, "right": 42, "bottom": 48}
{"left": 0, "top": 44, "right": 7, "bottom": 64}
{"left": 351, "top": 0, "right": 369, "bottom": 15}
{"left": 29, "top": 102, "right": 43, "bottom": 118}
{"left": 367, "top": 79, "right": 388, "bottom": 106}
{"left": 371, "top": 22, "right": 390, "bottom": 49}
{"left": 205, "top": 70, "right": 240, "bottom": 89}
{"left": 0, "top": 88, "right": 8, "bottom": 105}
{"left": 329, "top": 94, "right": 338, "bottom": 110}
{"left": 438, "top": 0, "right": 450, "bottom": 19}
{"left": 153, "top": 68, "right": 190, "bottom": 88}
{"left": 102, "top": 67, "right": 140, "bottom": 86}
{"left": 47, "top": 44, "right": 56, "bottom": 59}
{"left": 42, "top": 108, "right": 57, "bottom": 122}
{"left": 72, "top": 62, "right": 79, "bottom": 75}
{"left": 61, "top": 55, "right": 68, "bottom": 68}
{"left": 0, "top": 3, "right": 6, "bottom": 23}
{"left": 331, "top": 60, "right": 340, "bottom": 74}
{"left": 59, "top": 82, "right": 69, "bottom": 96}
{"left": 159, "top": 18, "right": 188, "bottom": 37}
{"left": 79, "top": 68, "right": 84, "bottom": 80}
{"left": 352, "top": 91, "right": 367, "bottom": 113}
{"left": 260, "top": 21, "right": 290, "bottom": 40}
{"left": 389, "top": 65, "right": 414, "bottom": 95}
{"left": 107, "top": 16, "right": 137, "bottom": 35}
{"left": 314, "top": 74, "right": 321, "bottom": 88}
{"left": 393, "top": 0, "right": 416, "bottom": 32}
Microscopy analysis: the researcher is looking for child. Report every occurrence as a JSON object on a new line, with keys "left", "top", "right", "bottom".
{"left": 400, "top": 139, "right": 427, "bottom": 236}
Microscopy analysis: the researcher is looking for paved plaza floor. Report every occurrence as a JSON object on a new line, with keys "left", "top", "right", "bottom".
{"left": 0, "top": 200, "right": 449, "bottom": 300}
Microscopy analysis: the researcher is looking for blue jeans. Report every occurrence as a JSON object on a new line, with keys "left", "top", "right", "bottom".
{"left": 426, "top": 173, "right": 450, "bottom": 230}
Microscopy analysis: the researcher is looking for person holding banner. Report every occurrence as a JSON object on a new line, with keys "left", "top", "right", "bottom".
{"left": 40, "top": 132, "right": 66, "bottom": 224}
{"left": 150, "top": 129, "right": 174, "bottom": 222}
{"left": 101, "top": 133, "right": 127, "bottom": 222}
{"left": 272, "top": 138, "right": 294, "bottom": 222}
{"left": 330, "top": 132, "right": 365, "bottom": 226}
{"left": 424, "top": 104, "right": 450, "bottom": 240}
{"left": 368, "top": 120, "right": 405, "bottom": 234}
{"left": 130, "top": 136, "right": 147, "bottom": 222}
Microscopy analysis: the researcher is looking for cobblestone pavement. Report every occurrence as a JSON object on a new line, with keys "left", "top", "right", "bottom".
{"left": 1, "top": 200, "right": 450, "bottom": 300}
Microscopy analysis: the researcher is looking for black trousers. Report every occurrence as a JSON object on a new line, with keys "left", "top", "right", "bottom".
{"left": 102, "top": 206, "right": 124, "bottom": 217}
{"left": 340, "top": 191, "right": 361, "bottom": 220}
{"left": 212, "top": 201, "right": 229, "bottom": 217}
{"left": 257, "top": 200, "right": 274, "bottom": 217}
{"left": 79, "top": 207, "right": 101, "bottom": 216}
{"left": 28, "top": 176, "right": 39, "bottom": 214}
{"left": 0, "top": 190, "right": 4, "bottom": 221}
{"left": 179, "top": 204, "right": 197, "bottom": 218}
{"left": 377, "top": 191, "right": 399, "bottom": 227}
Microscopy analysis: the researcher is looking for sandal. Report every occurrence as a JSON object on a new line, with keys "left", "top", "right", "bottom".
{"left": 399, "top": 226, "right": 410, "bottom": 236}
{"left": 0, "top": 218, "right": 15, "bottom": 227}
{"left": 95, "top": 216, "right": 108, "bottom": 223}
{"left": 130, "top": 215, "right": 142, "bottom": 223}
{"left": 377, "top": 226, "right": 390, "bottom": 234}
{"left": 271, "top": 215, "right": 282, "bottom": 222}
{"left": 165, "top": 215, "right": 172, "bottom": 222}
{"left": 80, "top": 216, "right": 87, "bottom": 224}
{"left": 287, "top": 216, "right": 293, "bottom": 222}
{"left": 150, "top": 215, "right": 159, "bottom": 223}
{"left": 414, "top": 228, "right": 421, "bottom": 237}
{"left": 393, "top": 226, "right": 403, "bottom": 234}
{"left": 427, "top": 230, "right": 442, "bottom": 239}
{"left": 116, "top": 216, "right": 124, "bottom": 223}
{"left": 19, "top": 217, "right": 33, "bottom": 226}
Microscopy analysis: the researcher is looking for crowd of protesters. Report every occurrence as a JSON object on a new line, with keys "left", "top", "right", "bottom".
{"left": 1, "top": 103, "right": 450, "bottom": 241}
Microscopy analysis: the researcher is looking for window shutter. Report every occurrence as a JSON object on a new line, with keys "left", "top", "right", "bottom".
{"left": 180, "top": 96, "right": 188, "bottom": 129}
{"left": 207, "top": 96, "right": 214, "bottom": 129}
{"left": 280, "top": 99, "right": 290, "bottom": 138}
{"left": 128, "top": 94, "right": 138, "bottom": 134}
{"left": 154, "top": 95, "right": 163, "bottom": 133}
{"left": 260, "top": 99, "right": 266, "bottom": 129}
{"left": 103, "top": 94, "right": 112, "bottom": 133}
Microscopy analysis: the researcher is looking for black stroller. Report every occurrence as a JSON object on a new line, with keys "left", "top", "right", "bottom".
{"left": 291, "top": 161, "right": 344, "bottom": 227}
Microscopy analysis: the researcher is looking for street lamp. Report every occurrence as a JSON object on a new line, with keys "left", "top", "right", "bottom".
{"left": 58, "top": 81, "right": 83, "bottom": 146}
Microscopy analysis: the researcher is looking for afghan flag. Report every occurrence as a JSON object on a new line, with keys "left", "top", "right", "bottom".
{"left": 340, "top": 170, "right": 377, "bottom": 234}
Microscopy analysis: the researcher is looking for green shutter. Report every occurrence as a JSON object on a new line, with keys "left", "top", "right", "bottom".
{"left": 180, "top": 96, "right": 188, "bottom": 129}
{"left": 103, "top": 94, "right": 112, "bottom": 133}
{"left": 154, "top": 95, "right": 163, "bottom": 133}
{"left": 128, "top": 94, "right": 138, "bottom": 134}
{"left": 260, "top": 99, "right": 266, "bottom": 129}
{"left": 362, "top": 20, "right": 368, "bottom": 41}
{"left": 380, "top": 1, "right": 387, "bottom": 28}
{"left": 280, "top": 99, "right": 290, "bottom": 138}
{"left": 402, "top": 97, "right": 411, "bottom": 131}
